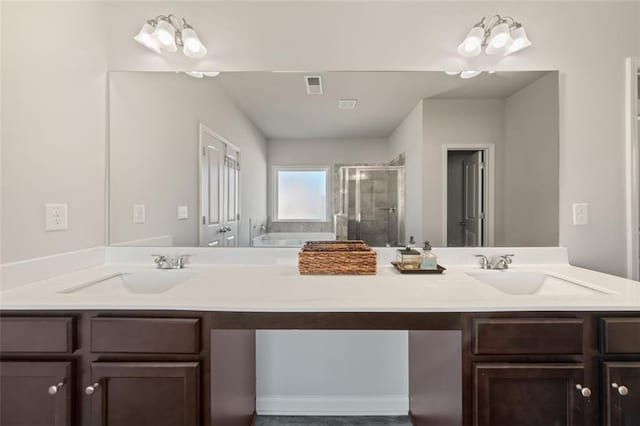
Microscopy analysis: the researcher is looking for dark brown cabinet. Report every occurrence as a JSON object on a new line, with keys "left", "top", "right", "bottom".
{"left": 0, "top": 361, "right": 72, "bottom": 426}
{"left": 87, "top": 362, "right": 200, "bottom": 426}
{"left": 1, "top": 311, "right": 638, "bottom": 426}
{"left": 473, "top": 363, "right": 588, "bottom": 426}
{"left": 604, "top": 362, "right": 640, "bottom": 426}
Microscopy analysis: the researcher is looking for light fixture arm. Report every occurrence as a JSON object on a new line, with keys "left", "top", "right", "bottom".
{"left": 145, "top": 14, "right": 195, "bottom": 48}
{"left": 475, "top": 14, "right": 521, "bottom": 47}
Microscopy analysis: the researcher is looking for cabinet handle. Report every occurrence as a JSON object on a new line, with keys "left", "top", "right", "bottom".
{"left": 85, "top": 382, "right": 101, "bottom": 395}
{"left": 576, "top": 384, "right": 591, "bottom": 398}
{"left": 612, "top": 383, "right": 629, "bottom": 396}
{"left": 48, "top": 381, "right": 65, "bottom": 395}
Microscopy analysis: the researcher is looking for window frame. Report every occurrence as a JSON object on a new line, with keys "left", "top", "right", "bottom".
{"left": 272, "top": 165, "right": 331, "bottom": 223}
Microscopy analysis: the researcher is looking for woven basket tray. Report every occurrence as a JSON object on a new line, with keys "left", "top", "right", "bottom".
{"left": 298, "top": 240, "right": 377, "bottom": 275}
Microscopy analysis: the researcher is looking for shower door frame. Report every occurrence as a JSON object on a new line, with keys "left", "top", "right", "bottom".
{"left": 341, "top": 165, "right": 406, "bottom": 246}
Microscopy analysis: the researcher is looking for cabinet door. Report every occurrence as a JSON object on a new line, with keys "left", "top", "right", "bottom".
{"left": 0, "top": 361, "right": 72, "bottom": 426}
{"left": 88, "top": 362, "right": 200, "bottom": 426}
{"left": 474, "top": 363, "right": 588, "bottom": 426}
{"left": 604, "top": 362, "right": 640, "bottom": 426}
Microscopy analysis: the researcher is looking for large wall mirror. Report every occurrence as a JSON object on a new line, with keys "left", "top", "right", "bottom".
{"left": 108, "top": 70, "right": 559, "bottom": 248}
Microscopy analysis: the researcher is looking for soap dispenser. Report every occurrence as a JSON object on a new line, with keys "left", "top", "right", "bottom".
{"left": 421, "top": 241, "right": 438, "bottom": 270}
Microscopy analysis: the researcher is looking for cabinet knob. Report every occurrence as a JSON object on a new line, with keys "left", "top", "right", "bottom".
{"left": 85, "top": 382, "right": 101, "bottom": 395}
{"left": 48, "top": 381, "right": 65, "bottom": 395}
{"left": 576, "top": 384, "right": 591, "bottom": 398}
{"left": 612, "top": 383, "right": 629, "bottom": 396}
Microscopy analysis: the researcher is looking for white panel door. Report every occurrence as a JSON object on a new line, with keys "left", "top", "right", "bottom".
{"left": 463, "top": 151, "right": 484, "bottom": 247}
{"left": 200, "top": 130, "right": 226, "bottom": 247}
{"left": 223, "top": 146, "right": 240, "bottom": 247}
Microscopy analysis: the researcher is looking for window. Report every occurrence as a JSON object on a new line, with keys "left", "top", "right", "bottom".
{"left": 274, "top": 167, "right": 329, "bottom": 222}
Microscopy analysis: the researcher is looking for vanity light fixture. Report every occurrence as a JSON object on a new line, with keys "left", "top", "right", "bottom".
{"left": 134, "top": 14, "right": 207, "bottom": 58}
{"left": 445, "top": 70, "right": 484, "bottom": 79}
{"left": 460, "top": 70, "right": 483, "bottom": 79}
{"left": 457, "top": 15, "right": 532, "bottom": 57}
{"left": 183, "top": 71, "right": 221, "bottom": 79}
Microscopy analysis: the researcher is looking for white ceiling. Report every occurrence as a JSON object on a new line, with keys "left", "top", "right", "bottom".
{"left": 215, "top": 71, "right": 549, "bottom": 140}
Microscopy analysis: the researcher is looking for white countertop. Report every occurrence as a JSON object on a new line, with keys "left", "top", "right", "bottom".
{"left": 1, "top": 261, "right": 639, "bottom": 312}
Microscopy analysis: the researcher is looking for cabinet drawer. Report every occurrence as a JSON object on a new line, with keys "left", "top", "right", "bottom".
{"left": 91, "top": 317, "right": 200, "bottom": 354}
{"left": 473, "top": 318, "right": 583, "bottom": 355}
{"left": 0, "top": 317, "right": 74, "bottom": 353}
{"left": 600, "top": 317, "right": 640, "bottom": 354}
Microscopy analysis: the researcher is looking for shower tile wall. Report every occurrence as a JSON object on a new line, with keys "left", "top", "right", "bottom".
{"left": 354, "top": 169, "right": 400, "bottom": 247}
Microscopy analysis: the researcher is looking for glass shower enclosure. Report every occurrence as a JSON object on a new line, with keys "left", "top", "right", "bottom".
{"left": 336, "top": 166, "right": 405, "bottom": 247}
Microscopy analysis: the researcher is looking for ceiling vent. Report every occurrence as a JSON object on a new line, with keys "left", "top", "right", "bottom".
{"left": 305, "top": 75, "right": 323, "bottom": 95}
{"left": 338, "top": 99, "right": 358, "bottom": 109}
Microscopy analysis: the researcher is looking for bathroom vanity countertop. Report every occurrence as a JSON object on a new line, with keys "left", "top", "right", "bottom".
{"left": 1, "top": 262, "right": 639, "bottom": 312}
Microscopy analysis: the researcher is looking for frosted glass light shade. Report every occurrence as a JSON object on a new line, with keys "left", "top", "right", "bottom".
{"left": 506, "top": 25, "right": 532, "bottom": 55}
{"left": 182, "top": 27, "right": 207, "bottom": 58}
{"left": 153, "top": 19, "right": 177, "bottom": 52}
{"left": 457, "top": 26, "right": 484, "bottom": 57}
{"left": 486, "top": 22, "right": 513, "bottom": 55}
{"left": 185, "top": 71, "right": 204, "bottom": 78}
{"left": 134, "top": 22, "right": 162, "bottom": 53}
{"left": 460, "top": 70, "right": 482, "bottom": 79}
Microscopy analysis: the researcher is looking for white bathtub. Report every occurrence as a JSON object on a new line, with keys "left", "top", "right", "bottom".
{"left": 252, "top": 232, "right": 336, "bottom": 248}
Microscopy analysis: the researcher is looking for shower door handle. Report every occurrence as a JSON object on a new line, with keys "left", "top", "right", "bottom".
{"left": 356, "top": 212, "right": 362, "bottom": 239}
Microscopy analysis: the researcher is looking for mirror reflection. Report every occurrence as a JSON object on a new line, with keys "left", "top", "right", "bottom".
{"left": 108, "top": 71, "right": 559, "bottom": 248}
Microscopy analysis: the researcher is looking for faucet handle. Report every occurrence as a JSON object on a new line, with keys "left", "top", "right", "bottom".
{"left": 474, "top": 254, "right": 489, "bottom": 268}
{"left": 151, "top": 254, "right": 166, "bottom": 264}
{"left": 501, "top": 254, "right": 515, "bottom": 264}
{"left": 175, "top": 255, "right": 191, "bottom": 267}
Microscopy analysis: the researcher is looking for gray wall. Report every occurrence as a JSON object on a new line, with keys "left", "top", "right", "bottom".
{"left": 3, "top": 1, "right": 639, "bottom": 275}
{"left": 109, "top": 72, "right": 267, "bottom": 247}
{"left": 1, "top": 2, "right": 107, "bottom": 262}
{"left": 422, "top": 98, "right": 505, "bottom": 246}
{"left": 389, "top": 101, "right": 423, "bottom": 242}
{"left": 503, "top": 72, "right": 560, "bottom": 246}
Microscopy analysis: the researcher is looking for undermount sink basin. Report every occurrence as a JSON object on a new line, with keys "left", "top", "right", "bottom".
{"left": 466, "top": 270, "right": 609, "bottom": 296}
{"left": 59, "top": 270, "right": 197, "bottom": 295}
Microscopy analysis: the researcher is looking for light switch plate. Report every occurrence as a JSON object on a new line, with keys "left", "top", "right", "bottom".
{"left": 177, "top": 205, "right": 188, "bottom": 220}
{"left": 46, "top": 204, "right": 68, "bottom": 231}
{"left": 573, "top": 203, "right": 589, "bottom": 225}
{"left": 133, "top": 204, "right": 146, "bottom": 224}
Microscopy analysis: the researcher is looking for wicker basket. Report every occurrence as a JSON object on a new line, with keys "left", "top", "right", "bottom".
{"left": 298, "top": 240, "right": 377, "bottom": 275}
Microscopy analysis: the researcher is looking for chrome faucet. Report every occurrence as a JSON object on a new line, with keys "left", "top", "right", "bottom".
{"left": 474, "top": 254, "right": 514, "bottom": 270}
{"left": 151, "top": 254, "right": 190, "bottom": 270}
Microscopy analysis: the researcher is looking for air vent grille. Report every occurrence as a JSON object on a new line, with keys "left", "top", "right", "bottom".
{"left": 305, "top": 75, "right": 323, "bottom": 95}
{"left": 338, "top": 99, "right": 358, "bottom": 109}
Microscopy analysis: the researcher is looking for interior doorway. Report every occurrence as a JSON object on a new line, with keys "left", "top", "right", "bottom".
{"left": 199, "top": 123, "right": 240, "bottom": 248}
{"left": 443, "top": 145, "right": 494, "bottom": 248}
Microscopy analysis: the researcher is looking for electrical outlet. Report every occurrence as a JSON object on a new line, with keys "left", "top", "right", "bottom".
{"left": 46, "top": 204, "right": 68, "bottom": 231}
{"left": 177, "top": 205, "right": 188, "bottom": 220}
{"left": 573, "top": 203, "right": 589, "bottom": 225}
{"left": 133, "top": 204, "right": 146, "bottom": 224}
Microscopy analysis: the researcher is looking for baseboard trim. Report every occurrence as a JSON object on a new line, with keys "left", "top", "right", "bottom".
{"left": 256, "top": 395, "right": 408, "bottom": 416}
